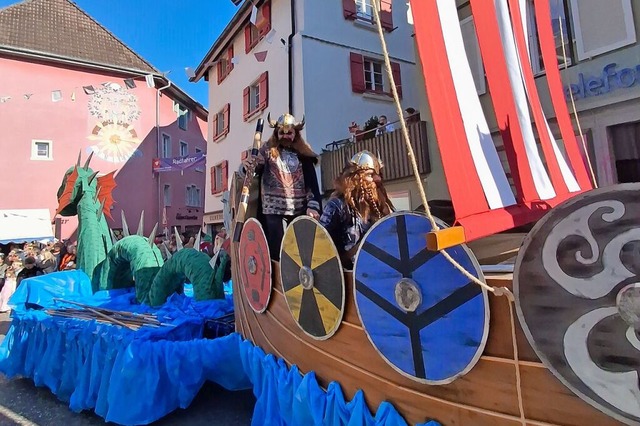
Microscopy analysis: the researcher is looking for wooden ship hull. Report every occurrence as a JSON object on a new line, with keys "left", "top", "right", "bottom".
{"left": 230, "top": 240, "right": 621, "bottom": 426}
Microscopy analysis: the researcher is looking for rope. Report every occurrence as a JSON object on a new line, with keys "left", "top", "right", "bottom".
{"left": 370, "top": 4, "right": 526, "bottom": 423}
{"left": 558, "top": 17, "right": 598, "bottom": 188}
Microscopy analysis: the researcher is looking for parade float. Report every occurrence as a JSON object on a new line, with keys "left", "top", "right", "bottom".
{"left": 228, "top": 0, "right": 639, "bottom": 425}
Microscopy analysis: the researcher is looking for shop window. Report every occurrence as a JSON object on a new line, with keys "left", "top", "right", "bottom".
{"left": 243, "top": 72, "right": 269, "bottom": 121}
{"left": 343, "top": 0, "right": 394, "bottom": 31}
{"left": 211, "top": 160, "right": 229, "bottom": 195}
{"left": 526, "top": 0, "right": 574, "bottom": 75}
{"left": 350, "top": 53, "right": 402, "bottom": 98}
{"left": 244, "top": 0, "right": 271, "bottom": 53}
{"left": 213, "top": 103, "right": 231, "bottom": 141}
{"left": 460, "top": 16, "right": 486, "bottom": 95}
{"left": 609, "top": 122, "right": 640, "bottom": 183}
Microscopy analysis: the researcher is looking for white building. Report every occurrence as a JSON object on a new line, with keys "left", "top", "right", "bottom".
{"left": 191, "top": 0, "right": 419, "bottom": 233}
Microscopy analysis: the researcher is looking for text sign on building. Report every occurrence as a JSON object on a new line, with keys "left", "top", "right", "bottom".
{"left": 564, "top": 63, "right": 640, "bottom": 100}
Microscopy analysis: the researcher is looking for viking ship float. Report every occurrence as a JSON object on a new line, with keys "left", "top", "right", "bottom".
{"left": 229, "top": 1, "right": 640, "bottom": 425}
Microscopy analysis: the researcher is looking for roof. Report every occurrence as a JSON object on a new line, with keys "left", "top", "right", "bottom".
{"left": 191, "top": 0, "right": 253, "bottom": 82}
{"left": 0, "top": 0, "right": 156, "bottom": 73}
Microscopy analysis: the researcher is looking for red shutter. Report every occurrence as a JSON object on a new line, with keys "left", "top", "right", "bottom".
{"left": 380, "top": 0, "right": 393, "bottom": 31}
{"left": 216, "top": 61, "right": 223, "bottom": 85}
{"left": 350, "top": 53, "right": 366, "bottom": 93}
{"left": 210, "top": 166, "right": 217, "bottom": 194}
{"left": 228, "top": 45, "right": 234, "bottom": 73}
{"left": 212, "top": 113, "right": 219, "bottom": 138}
{"left": 223, "top": 103, "right": 230, "bottom": 133}
{"left": 258, "top": 71, "right": 269, "bottom": 110}
{"left": 244, "top": 25, "right": 251, "bottom": 53}
{"left": 222, "top": 160, "right": 229, "bottom": 191}
{"left": 258, "top": 0, "right": 271, "bottom": 37}
{"left": 391, "top": 61, "right": 402, "bottom": 98}
{"left": 243, "top": 86, "right": 250, "bottom": 120}
{"left": 342, "top": 0, "right": 357, "bottom": 20}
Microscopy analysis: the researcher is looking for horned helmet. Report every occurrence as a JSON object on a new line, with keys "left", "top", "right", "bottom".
{"left": 268, "top": 112, "right": 305, "bottom": 141}
{"left": 349, "top": 150, "right": 383, "bottom": 175}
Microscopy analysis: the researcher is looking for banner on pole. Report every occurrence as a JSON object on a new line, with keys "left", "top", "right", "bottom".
{"left": 152, "top": 153, "right": 206, "bottom": 173}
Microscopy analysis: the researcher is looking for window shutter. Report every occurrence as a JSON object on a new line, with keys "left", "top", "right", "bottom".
{"left": 222, "top": 160, "right": 229, "bottom": 191}
{"left": 570, "top": 0, "right": 636, "bottom": 60}
{"left": 212, "top": 113, "right": 219, "bottom": 137}
{"left": 216, "top": 61, "right": 223, "bottom": 85}
{"left": 390, "top": 61, "right": 402, "bottom": 99}
{"left": 244, "top": 25, "right": 251, "bottom": 53}
{"left": 349, "top": 53, "right": 366, "bottom": 93}
{"left": 223, "top": 103, "right": 230, "bottom": 133}
{"left": 210, "top": 166, "right": 217, "bottom": 194}
{"left": 258, "top": 0, "right": 272, "bottom": 37}
{"left": 243, "top": 86, "right": 250, "bottom": 120}
{"left": 258, "top": 71, "right": 269, "bottom": 110}
{"left": 380, "top": 0, "right": 393, "bottom": 31}
{"left": 228, "top": 45, "right": 234, "bottom": 73}
{"left": 342, "top": 0, "right": 357, "bottom": 20}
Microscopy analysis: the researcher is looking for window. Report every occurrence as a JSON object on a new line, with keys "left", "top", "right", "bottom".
{"left": 350, "top": 53, "right": 402, "bottom": 98}
{"left": 343, "top": 0, "right": 394, "bottom": 31}
{"left": 460, "top": 16, "right": 486, "bottom": 95}
{"left": 210, "top": 160, "right": 229, "bottom": 195}
{"left": 217, "top": 45, "right": 235, "bottom": 84}
{"left": 195, "top": 148, "right": 204, "bottom": 172}
{"left": 163, "top": 184, "right": 172, "bottom": 206}
{"left": 177, "top": 104, "right": 189, "bottom": 130}
{"left": 244, "top": 0, "right": 271, "bottom": 53}
{"left": 179, "top": 141, "right": 188, "bottom": 157}
{"left": 31, "top": 140, "right": 52, "bottom": 160}
{"left": 569, "top": 0, "right": 636, "bottom": 60}
{"left": 243, "top": 72, "right": 269, "bottom": 121}
{"left": 213, "top": 103, "right": 231, "bottom": 141}
{"left": 527, "top": 0, "right": 574, "bottom": 74}
{"left": 186, "top": 185, "right": 201, "bottom": 207}
{"left": 161, "top": 134, "right": 171, "bottom": 158}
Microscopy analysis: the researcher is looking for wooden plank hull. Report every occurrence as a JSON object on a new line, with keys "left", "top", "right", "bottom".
{"left": 231, "top": 255, "right": 622, "bottom": 426}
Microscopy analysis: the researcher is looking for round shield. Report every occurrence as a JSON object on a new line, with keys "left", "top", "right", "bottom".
{"left": 238, "top": 218, "right": 272, "bottom": 313}
{"left": 353, "top": 212, "right": 489, "bottom": 385}
{"left": 515, "top": 183, "right": 640, "bottom": 424}
{"left": 279, "top": 216, "right": 345, "bottom": 340}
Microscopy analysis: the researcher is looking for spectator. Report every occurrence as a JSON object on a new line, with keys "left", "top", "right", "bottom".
{"left": 375, "top": 115, "right": 395, "bottom": 136}
{"left": 0, "top": 253, "right": 7, "bottom": 290}
{"left": 17, "top": 256, "right": 41, "bottom": 284}
{"left": 404, "top": 107, "right": 421, "bottom": 124}
{"left": 0, "top": 268, "right": 17, "bottom": 313}
{"left": 37, "top": 250, "right": 57, "bottom": 274}
{"left": 59, "top": 244, "right": 77, "bottom": 270}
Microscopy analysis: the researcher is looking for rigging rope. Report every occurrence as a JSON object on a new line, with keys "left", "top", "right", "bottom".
{"left": 371, "top": 4, "right": 526, "bottom": 424}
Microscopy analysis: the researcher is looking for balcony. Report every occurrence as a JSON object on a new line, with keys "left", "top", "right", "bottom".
{"left": 320, "top": 120, "right": 431, "bottom": 192}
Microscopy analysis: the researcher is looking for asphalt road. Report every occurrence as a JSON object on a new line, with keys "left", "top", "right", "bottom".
{"left": 0, "top": 312, "right": 256, "bottom": 426}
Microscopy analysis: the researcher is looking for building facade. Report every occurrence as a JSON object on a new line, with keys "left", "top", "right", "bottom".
{"left": 0, "top": 0, "right": 208, "bottom": 241}
{"left": 192, "top": 0, "right": 420, "bottom": 232}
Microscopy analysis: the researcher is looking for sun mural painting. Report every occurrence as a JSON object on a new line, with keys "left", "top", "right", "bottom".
{"left": 87, "top": 83, "right": 143, "bottom": 163}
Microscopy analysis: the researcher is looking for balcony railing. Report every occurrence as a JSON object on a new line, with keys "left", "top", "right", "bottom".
{"left": 320, "top": 120, "right": 431, "bottom": 192}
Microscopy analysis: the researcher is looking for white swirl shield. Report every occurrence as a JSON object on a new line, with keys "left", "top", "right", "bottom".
{"left": 514, "top": 183, "right": 640, "bottom": 425}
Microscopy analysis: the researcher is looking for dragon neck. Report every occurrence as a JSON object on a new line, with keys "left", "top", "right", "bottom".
{"left": 76, "top": 192, "right": 113, "bottom": 281}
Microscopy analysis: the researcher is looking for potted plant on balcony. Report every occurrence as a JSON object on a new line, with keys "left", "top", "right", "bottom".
{"left": 360, "top": 115, "right": 379, "bottom": 140}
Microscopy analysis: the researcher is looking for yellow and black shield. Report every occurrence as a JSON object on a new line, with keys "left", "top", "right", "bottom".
{"left": 279, "top": 216, "right": 345, "bottom": 340}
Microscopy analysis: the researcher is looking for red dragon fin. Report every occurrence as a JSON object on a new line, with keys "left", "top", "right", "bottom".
{"left": 96, "top": 171, "right": 117, "bottom": 220}
{"left": 56, "top": 167, "right": 79, "bottom": 216}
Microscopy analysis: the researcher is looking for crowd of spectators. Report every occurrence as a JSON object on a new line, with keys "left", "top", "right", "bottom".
{"left": 0, "top": 241, "right": 77, "bottom": 313}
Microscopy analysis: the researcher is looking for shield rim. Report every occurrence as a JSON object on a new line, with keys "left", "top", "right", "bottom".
{"left": 279, "top": 215, "right": 346, "bottom": 341}
{"left": 353, "top": 211, "right": 490, "bottom": 385}
{"left": 514, "top": 182, "right": 640, "bottom": 425}
{"left": 239, "top": 217, "right": 272, "bottom": 314}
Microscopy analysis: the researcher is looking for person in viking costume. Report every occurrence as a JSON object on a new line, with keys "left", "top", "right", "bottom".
{"left": 319, "top": 150, "right": 394, "bottom": 269}
{"left": 244, "top": 113, "right": 322, "bottom": 260}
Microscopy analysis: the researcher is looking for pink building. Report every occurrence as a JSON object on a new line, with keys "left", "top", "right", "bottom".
{"left": 0, "top": 0, "right": 208, "bottom": 242}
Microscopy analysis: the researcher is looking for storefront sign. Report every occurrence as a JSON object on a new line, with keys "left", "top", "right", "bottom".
{"left": 565, "top": 63, "right": 640, "bottom": 100}
{"left": 176, "top": 213, "right": 198, "bottom": 220}
{"left": 203, "top": 212, "right": 223, "bottom": 223}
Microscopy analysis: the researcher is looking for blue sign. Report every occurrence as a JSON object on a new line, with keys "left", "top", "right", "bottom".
{"left": 565, "top": 63, "right": 640, "bottom": 100}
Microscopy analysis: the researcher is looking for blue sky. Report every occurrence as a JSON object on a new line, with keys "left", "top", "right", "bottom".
{"left": 0, "top": 0, "right": 240, "bottom": 105}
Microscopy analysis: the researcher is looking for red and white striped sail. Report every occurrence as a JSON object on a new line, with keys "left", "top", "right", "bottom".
{"left": 410, "top": 0, "right": 593, "bottom": 242}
